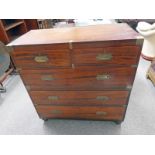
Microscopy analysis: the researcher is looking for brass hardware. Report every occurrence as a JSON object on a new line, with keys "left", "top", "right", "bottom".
{"left": 131, "top": 64, "right": 138, "bottom": 68}
{"left": 48, "top": 96, "right": 59, "bottom": 100}
{"left": 72, "top": 64, "right": 75, "bottom": 69}
{"left": 96, "top": 111, "right": 107, "bottom": 115}
{"left": 69, "top": 40, "right": 73, "bottom": 50}
{"left": 123, "top": 105, "right": 127, "bottom": 108}
{"left": 96, "top": 74, "right": 111, "bottom": 80}
{"left": 51, "top": 110, "right": 63, "bottom": 114}
{"left": 96, "top": 96, "right": 109, "bottom": 101}
{"left": 25, "top": 85, "right": 30, "bottom": 90}
{"left": 136, "top": 36, "right": 144, "bottom": 45}
{"left": 96, "top": 53, "right": 112, "bottom": 61}
{"left": 126, "top": 85, "right": 132, "bottom": 90}
{"left": 34, "top": 56, "right": 49, "bottom": 63}
{"left": 16, "top": 67, "right": 22, "bottom": 72}
{"left": 41, "top": 75, "right": 54, "bottom": 81}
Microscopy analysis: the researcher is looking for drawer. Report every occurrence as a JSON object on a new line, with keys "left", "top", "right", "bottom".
{"left": 12, "top": 49, "right": 71, "bottom": 68}
{"left": 30, "top": 90, "right": 129, "bottom": 106}
{"left": 36, "top": 105, "right": 125, "bottom": 121}
{"left": 73, "top": 46, "right": 140, "bottom": 66}
{"left": 20, "top": 66, "right": 136, "bottom": 91}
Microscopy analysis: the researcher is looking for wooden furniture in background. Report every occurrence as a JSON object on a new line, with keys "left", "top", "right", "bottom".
{"left": 0, "top": 19, "right": 38, "bottom": 75}
{"left": 0, "top": 19, "right": 38, "bottom": 44}
{"left": 0, "top": 19, "right": 27, "bottom": 44}
{"left": 9, "top": 24, "right": 143, "bottom": 124}
{"left": 24, "top": 19, "right": 39, "bottom": 31}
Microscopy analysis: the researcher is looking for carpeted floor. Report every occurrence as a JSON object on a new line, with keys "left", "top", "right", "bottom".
{"left": 0, "top": 57, "right": 155, "bottom": 135}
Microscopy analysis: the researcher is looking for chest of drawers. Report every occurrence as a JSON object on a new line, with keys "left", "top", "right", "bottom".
{"left": 9, "top": 24, "right": 143, "bottom": 124}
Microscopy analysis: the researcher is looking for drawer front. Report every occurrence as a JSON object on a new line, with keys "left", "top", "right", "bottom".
{"left": 20, "top": 66, "right": 136, "bottom": 91}
{"left": 36, "top": 105, "right": 125, "bottom": 120}
{"left": 12, "top": 49, "right": 71, "bottom": 68}
{"left": 30, "top": 90, "right": 129, "bottom": 106}
{"left": 73, "top": 46, "right": 140, "bottom": 66}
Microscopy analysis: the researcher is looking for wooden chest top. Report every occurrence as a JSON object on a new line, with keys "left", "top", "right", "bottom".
{"left": 8, "top": 24, "right": 140, "bottom": 46}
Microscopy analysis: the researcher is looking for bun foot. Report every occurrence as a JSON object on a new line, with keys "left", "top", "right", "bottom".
{"left": 42, "top": 118, "right": 48, "bottom": 121}
{"left": 114, "top": 121, "right": 122, "bottom": 124}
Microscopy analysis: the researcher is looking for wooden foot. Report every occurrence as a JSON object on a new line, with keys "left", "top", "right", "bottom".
{"left": 10, "top": 69, "right": 19, "bottom": 75}
{"left": 42, "top": 118, "right": 48, "bottom": 121}
{"left": 114, "top": 121, "right": 122, "bottom": 124}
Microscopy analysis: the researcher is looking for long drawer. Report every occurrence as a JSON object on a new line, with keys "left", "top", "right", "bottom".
{"left": 36, "top": 105, "right": 125, "bottom": 120}
{"left": 20, "top": 66, "right": 136, "bottom": 91}
{"left": 12, "top": 49, "right": 71, "bottom": 68}
{"left": 30, "top": 90, "right": 129, "bottom": 106}
{"left": 73, "top": 46, "right": 140, "bottom": 66}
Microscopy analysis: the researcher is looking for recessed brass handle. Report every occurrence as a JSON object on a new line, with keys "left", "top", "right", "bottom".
{"left": 96, "top": 111, "right": 107, "bottom": 115}
{"left": 48, "top": 96, "right": 59, "bottom": 100}
{"left": 96, "top": 53, "right": 112, "bottom": 61}
{"left": 96, "top": 96, "right": 109, "bottom": 101}
{"left": 34, "top": 55, "right": 49, "bottom": 63}
{"left": 96, "top": 74, "right": 111, "bottom": 80}
{"left": 51, "top": 110, "right": 63, "bottom": 114}
{"left": 41, "top": 75, "right": 54, "bottom": 81}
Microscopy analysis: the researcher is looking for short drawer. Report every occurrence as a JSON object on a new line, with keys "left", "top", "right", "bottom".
{"left": 73, "top": 46, "right": 140, "bottom": 66}
{"left": 36, "top": 105, "right": 125, "bottom": 121}
{"left": 20, "top": 66, "right": 136, "bottom": 91}
{"left": 30, "top": 90, "right": 129, "bottom": 106}
{"left": 12, "top": 49, "right": 71, "bottom": 68}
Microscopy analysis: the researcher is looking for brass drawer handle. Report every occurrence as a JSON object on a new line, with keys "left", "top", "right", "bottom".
{"left": 96, "top": 111, "right": 107, "bottom": 115}
{"left": 96, "top": 53, "right": 112, "bottom": 61}
{"left": 51, "top": 110, "right": 63, "bottom": 114}
{"left": 34, "top": 56, "right": 49, "bottom": 63}
{"left": 96, "top": 96, "right": 109, "bottom": 101}
{"left": 41, "top": 75, "right": 54, "bottom": 81}
{"left": 48, "top": 96, "right": 59, "bottom": 100}
{"left": 96, "top": 74, "right": 111, "bottom": 80}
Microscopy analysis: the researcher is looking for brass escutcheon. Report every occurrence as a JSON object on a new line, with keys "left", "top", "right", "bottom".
{"left": 96, "top": 74, "right": 111, "bottom": 80}
{"left": 41, "top": 75, "right": 54, "bottom": 81}
{"left": 48, "top": 96, "right": 59, "bottom": 100}
{"left": 34, "top": 55, "right": 49, "bottom": 63}
{"left": 96, "top": 96, "right": 109, "bottom": 101}
{"left": 96, "top": 53, "right": 112, "bottom": 61}
{"left": 96, "top": 111, "right": 107, "bottom": 115}
{"left": 51, "top": 110, "right": 63, "bottom": 114}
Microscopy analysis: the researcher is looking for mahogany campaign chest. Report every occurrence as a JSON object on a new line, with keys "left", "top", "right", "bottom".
{"left": 9, "top": 24, "right": 143, "bottom": 124}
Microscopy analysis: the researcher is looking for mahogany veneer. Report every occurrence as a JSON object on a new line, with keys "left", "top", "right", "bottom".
{"left": 9, "top": 24, "right": 143, "bottom": 124}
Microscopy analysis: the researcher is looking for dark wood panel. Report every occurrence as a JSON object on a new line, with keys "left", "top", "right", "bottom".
{"left": 30, "top": 90, "right": 129, "bottom": 106}
{"left": 12, "top": 49, "right": 71, "bottom": 68}
{"left": 20, "top": 66, "right": 136, "bottom": 91}
{"left": 73, "top": 46, "right": 140, "bottom": 66}
{"left": 36, "top": 105, "right": 125, "bottom": 120}
{"left": 24, "top": 19, "right": 38, "bottom": 30}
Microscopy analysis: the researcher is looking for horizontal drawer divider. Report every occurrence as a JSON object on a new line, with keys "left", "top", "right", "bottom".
{"left": 34, "top": 104, "right": 127, "bottom": 107}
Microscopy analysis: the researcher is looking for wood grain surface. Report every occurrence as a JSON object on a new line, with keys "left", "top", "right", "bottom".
{"left": 20, "top": 66, "right": 136, "bottom": 91}
{"left": 10, "top": 24, "right": 143, "bottom": 122}
{"left": 12, "top": 49, "right": 71, "bottom": 68}
{"left": 73, "top": 46, "right": 140, "bottom": 66}
{"left": 30, "top": 90, "right": 129, "bottom": 106}
{"left": 8, "top": 24, "right": 139, "bottom": 46}
{"left": 36, "top": 105, "right": 125, "bottom": 121}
